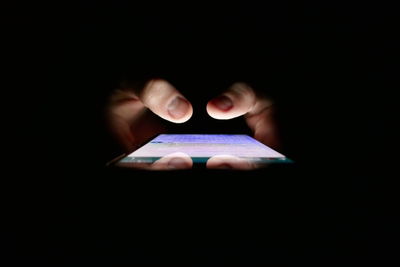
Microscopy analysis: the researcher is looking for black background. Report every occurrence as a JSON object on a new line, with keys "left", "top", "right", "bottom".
{"left": 3, "top": 1, "right": 398, "bottom": 266}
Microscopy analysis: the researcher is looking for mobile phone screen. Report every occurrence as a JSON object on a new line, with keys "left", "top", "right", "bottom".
{"left": 113, "top": 134, "right": 291, "bottom": 170}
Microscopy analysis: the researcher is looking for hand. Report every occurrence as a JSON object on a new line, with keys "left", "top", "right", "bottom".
{"left": 107, "top": 79, "right": 279, "bottom": 151}
{"left": 107, "top": 79, "right": 193, "bottom": 151}
{"left": 206, "top": 82, "right": 279, "bottom": 149}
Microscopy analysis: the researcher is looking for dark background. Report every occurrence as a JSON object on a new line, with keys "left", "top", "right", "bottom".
{"left": 4, "top": 1, "right": 398, "bottom": 266}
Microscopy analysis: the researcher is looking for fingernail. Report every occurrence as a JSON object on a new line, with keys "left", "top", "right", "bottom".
{"left": 167, "top": 157, "right": 189, "bottom": 169}
{"left": 212, "top": 95, "right": 233, "bottom": 111}
{"left": 167, "top": 96, "right": 189, "bottom": 119}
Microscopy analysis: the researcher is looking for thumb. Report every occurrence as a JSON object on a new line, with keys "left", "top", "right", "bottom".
{"left": 138, "top": 79, "right": 193, "bottom": 123}
{"left": 207, "top": 82, "right": 269, "bottom": 119}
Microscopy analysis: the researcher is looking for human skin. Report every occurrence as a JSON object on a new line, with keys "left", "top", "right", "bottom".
{"left": 107, "top": 78, "right": 279, "bottom": 152}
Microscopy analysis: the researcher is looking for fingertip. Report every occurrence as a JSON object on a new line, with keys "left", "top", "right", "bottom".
{"left": 206, "top": 83, "right": 257, "bottom": 120}
{"left": 206, "top": 100, "right": 230, "bottom": 120}
{"left": 206, "top": 95, "right": 238, "bottom": 120}
{"left": 167, "top": 96, "right": 193, "bottom": 123}
{"left": 140, "top": 79, "right": 193, "bottom": 123}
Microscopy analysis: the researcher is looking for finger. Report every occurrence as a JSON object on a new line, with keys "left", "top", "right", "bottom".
{"left": 138, "top": 79, "right": 193, "bottom": 123}
{"left": 206, "top": 155, "right": 257, "bottom": 170}
{"left": 206, "top": 82, "right": 273, "bottom": 120}
{"left": 151, "top": 152, "right": 193, "bottom": 170}
{"left": 206, "top": 82, "right": 279, "bottom": 148}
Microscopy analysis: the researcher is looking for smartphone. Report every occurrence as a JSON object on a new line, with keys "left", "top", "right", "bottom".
{"left": 108, "top": 134, "right": 292, "bottom": 170}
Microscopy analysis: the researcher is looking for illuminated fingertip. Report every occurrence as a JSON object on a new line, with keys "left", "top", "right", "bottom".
{"left": 206, "top": 102, "right": 236, "bottom": 120}
{"left": 167, "top": 96, "right": 191, "bottom": 119}
{"left": 169, "top": 104, "right": 193, "bottom": 123}
{"left": 211, "top": 95, "right": 233, "bottom": 111}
